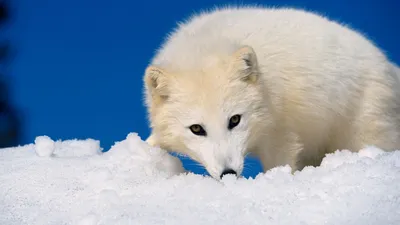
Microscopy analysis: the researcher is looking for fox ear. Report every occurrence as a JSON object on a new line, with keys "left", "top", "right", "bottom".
{"left": 144, "top": 66, "right": 170, "bottom": 100}
{"left": 230, "top": 45, "right": 259, "bottom": 83}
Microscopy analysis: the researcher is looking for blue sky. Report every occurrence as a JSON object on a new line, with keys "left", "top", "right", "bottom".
{"left": 3, "top": 0, "right": 399, "bottom": 177}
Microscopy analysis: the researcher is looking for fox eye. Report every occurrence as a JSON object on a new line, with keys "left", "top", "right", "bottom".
{"left": 228, "top": 114, "right": 241, "bottom": 130}
{"left": 189, "top": 124, "right": 207, "bottom": 136}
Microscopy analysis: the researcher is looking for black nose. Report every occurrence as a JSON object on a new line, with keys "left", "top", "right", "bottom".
{"left": 220, "top": 168, "right": 237, "bottom": 179}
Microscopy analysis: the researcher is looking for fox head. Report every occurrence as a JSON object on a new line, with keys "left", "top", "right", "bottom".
{"left": 143, "top": 46, "right": 270, "bottom": 180}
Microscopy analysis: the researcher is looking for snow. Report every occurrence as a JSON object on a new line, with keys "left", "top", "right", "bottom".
{"left": 33, "top": 135, "right": 55, "bottom": 157}
{"left": 1, "top": 132, "right": 400, "bottom": 225}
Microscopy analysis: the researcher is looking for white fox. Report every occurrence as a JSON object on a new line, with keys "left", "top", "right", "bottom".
{"left": 142, "top": 6, "right": 400, "bottom": 180}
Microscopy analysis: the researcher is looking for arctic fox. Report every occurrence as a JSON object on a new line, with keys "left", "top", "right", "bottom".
{"left": 142, "top": 6, "right": 400, "bottom": 180}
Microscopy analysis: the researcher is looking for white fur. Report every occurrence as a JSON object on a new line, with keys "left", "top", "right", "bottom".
{"left": 142, "top": 6, "right": 400, "bottom": 180}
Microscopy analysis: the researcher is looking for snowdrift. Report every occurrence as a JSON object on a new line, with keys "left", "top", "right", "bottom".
{"left": 0, "top": 132, "right": 399, "bottom": 225}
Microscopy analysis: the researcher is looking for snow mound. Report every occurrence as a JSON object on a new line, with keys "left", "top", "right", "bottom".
{"left": 0, "top": 132, "right": 399, "bottom": 225}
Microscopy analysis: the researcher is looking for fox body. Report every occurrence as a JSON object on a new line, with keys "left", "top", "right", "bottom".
{"left": 142, "top": 6, "right": 400, "bottom": 179}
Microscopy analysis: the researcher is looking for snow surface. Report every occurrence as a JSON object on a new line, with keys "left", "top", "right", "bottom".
{"left": 1, "top": 132, "right": 400, "bottom": 225}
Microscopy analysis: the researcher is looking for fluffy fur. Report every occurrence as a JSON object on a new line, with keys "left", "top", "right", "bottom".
{"left": 142, "top": 6, "right": 400, "bottom": 180}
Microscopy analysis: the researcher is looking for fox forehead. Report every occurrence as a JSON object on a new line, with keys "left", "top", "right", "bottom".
{"left": 166, "top": 90, "right": 242, "bottom": 126}
{"left": 161, "top": 81, "right": 246, "bottom": 129}
{"left": 170, "top": 73, "right": 247, "bottom": 108}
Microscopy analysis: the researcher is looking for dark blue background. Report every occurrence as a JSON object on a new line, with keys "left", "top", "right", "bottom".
{"left": 4, "top": 0, "right": 399, "bottom": 178}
